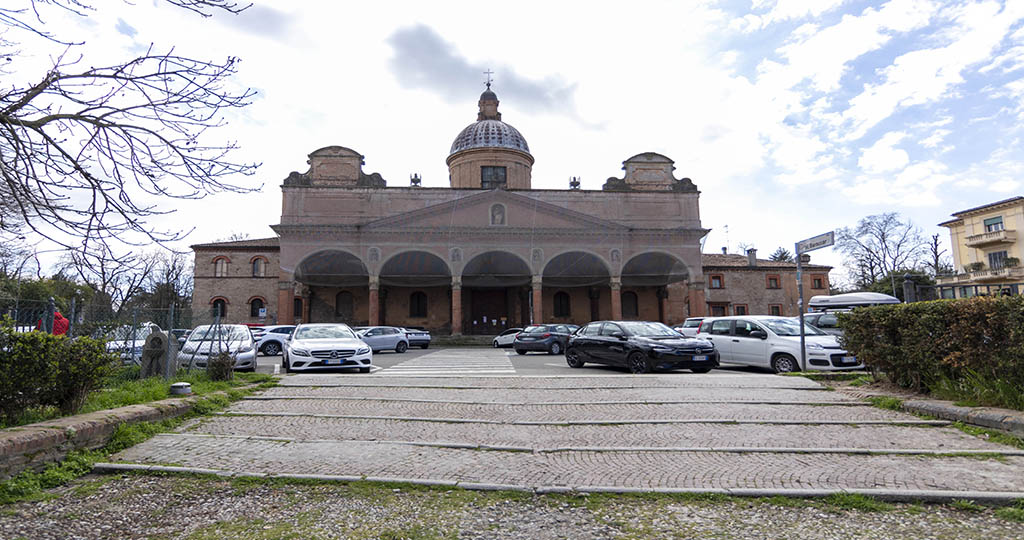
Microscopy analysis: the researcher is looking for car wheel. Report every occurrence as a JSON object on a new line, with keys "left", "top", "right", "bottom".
{"left": 548, "top": 341, "right": 562, "bottom": 355}
{"left": 692, "top": 367, "right": 712, "bottom": 374}
{"left": 772, "top": 354, "right": 799, "bottom": 374}
{"left": 359, "top": 367, "right": 370, "bottom": 373}
{"left": 628, "top": 352, "right": 651, "bottom": 374}
{"left": 515, "top": 349, "right": 527, "bottom": 355}
{"left": 565, "top": 349, "right": 585, "bottom": 368}
{"left": 261, "top": 342, "right": 281, "bottom": 356}
{"left": 493, "top": 340, "right": 500, "bottom": 348}
{"left": 395, "top": 341, "right": 408, "bottom": 353}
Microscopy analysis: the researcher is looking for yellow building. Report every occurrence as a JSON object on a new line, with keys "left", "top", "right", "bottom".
{"left": 937, "top": 196, "right": 1024, "bottom": 298}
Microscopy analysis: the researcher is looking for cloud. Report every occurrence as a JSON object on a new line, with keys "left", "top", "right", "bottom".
{"left": 841, "top": 1, "right": 1024, "bottom": 141}
{"left": 387, "top": 25, "right": 580, "bottom": 119}
{"left": 859, "top": 131, "right": 910, "bottom": 172}
{"left": 738, "top": 0, "right": 850, "bottom": 32}
{"left": 989, "top": 179, "right": 1020, "bottom": 192}
{"left": 115, "top": 18, "right": 137, "bottom": 39}
{"left": 213, "top": 5, "right": 296, "bottom": 39}
{"left": 919, "top": 129, "right": 952, "bottom": 148}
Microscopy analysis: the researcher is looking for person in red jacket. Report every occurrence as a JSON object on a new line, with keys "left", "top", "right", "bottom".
{"left": 52, "top": 311, "right": 69, "bottom": 335}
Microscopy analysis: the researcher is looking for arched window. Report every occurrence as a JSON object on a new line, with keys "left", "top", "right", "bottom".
{"left": 622, "top": 291, "right": 639, "bottom": 318}
{"left": 553, "top": 291, "right": 571, "bottom": 318}
{"left": 212, "top": 298, "right": 227, "bottom": 318}
{"left": 251, "top": 257, "right": 266, "bottom": 277}
{"left": 409, "top": 291, "right": 427, "bottom": 318}
{"left": 249, "top": 298, "right": 265, "bottom": 318}
{"left": 335, "top": 291, "right": 354, "bottom": 318}
{"left": 214, "top": 257, "right": 228, "bottom": 277}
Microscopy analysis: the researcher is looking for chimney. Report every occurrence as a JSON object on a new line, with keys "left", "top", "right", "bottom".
{"left": 746, "top": 248, "right": 757, "bottom": 267}
{"left": 721, "top": 247, "right": 727, "bottom": 254}
{"left": 800, "top": 253, "right": 811, "bottom": 264}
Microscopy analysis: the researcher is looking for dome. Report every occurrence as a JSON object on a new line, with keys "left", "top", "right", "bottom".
{"left": 449, "top": 119, "right": 530, "bottom": 155}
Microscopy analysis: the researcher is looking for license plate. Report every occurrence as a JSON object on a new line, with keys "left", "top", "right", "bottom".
{"left": 323, "top": 358, "right": 336, "bottom": 365}
{"left": 841, "top": 356, "right": 857, "bottom": 364}
{"left": 693, "top": 355, "right": 707, "bottom": 361}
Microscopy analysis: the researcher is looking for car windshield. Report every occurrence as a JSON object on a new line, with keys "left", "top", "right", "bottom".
{"left": 187, "top": 325, "right": 250, "bottom": 342}
{"left": 761, "top": 318, "right": 824, "bottom": 336}
{"left": 295, "top": 325, "right": 357, "bottom": 340}
{"left": 522, "top": 325, "right": 543, "bottom": 333}
{"left": 682, "top": 320, "right": 702, "bottom": 328}
{"left": 619, "top": 321, "right": 678, "bottom": 337}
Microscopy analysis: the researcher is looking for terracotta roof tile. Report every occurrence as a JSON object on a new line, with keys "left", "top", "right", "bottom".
{"left": 701, "top": 253, "right": 831, "bottom": 270}
{"left": 191, "top": 237, "right": 280, "bottom": 250}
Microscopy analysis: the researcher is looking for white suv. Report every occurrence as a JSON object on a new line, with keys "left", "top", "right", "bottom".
{"left": 696, "top": 316, "right": 862, "bottom": 373}
{"left": 673, "top": 318, "right": 704, "bottom": 337}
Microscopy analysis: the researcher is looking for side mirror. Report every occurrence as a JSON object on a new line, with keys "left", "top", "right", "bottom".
{"left": 750, "top": 330, "right": 767, "bottom": 340}
{"left": 611, "top": 331, "right": 626, "bottom": 340}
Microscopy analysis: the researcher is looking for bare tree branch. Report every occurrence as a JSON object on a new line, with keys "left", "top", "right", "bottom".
{"left": 0, "top": 1, "right": 260, "bottom": 256}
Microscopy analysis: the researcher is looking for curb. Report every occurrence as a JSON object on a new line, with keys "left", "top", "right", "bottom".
{"left": 90, "top": 463, "right": 1024, "bottom": 504}
{"left": 148, "top": 432, "right": 1024, "bottom": 456}
{"left": 902, "top": 400, "right": 1024, "bottom": 438}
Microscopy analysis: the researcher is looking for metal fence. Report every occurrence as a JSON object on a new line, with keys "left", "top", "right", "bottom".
{"left": 0, "top": 297, "right": 232, "bottom": 365}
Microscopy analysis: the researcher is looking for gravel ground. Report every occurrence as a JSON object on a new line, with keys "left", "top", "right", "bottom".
{"left": 2, "top": 473, "right": 1022, "bottom": 540}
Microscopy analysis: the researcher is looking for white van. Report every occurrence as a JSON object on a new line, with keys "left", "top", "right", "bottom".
{"left": 696, "top": 316, "right": 862, "bottom": 373}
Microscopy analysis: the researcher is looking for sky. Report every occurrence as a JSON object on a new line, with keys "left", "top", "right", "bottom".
{"left": 10, "top": 0, "right": 1024, "bottom": 283}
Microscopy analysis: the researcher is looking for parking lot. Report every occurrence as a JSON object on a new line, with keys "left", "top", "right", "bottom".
{"left": 104, "top": 347, "right": 1024, "bottom": 500}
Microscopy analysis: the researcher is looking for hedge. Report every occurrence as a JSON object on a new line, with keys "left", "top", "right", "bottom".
{"left": 839, "top": 296, "right": 1024, "bottom": 396}
{"left": 0, "top": 318, "right": 115, "bottom": 422}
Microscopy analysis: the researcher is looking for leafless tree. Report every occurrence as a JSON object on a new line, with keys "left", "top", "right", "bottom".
{"left": 927, "top": 233, "right": 952, "bottom": 276}
{"left": 0, "top": 0, "right": 259, "bottom": 257}
{"left": 836, "top": 213, "right": 927, "bottom": 293}
{"left": 59, "top": 244, "right": 158, "bottom": 316}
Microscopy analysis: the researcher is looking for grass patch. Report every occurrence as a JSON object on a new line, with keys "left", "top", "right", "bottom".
{"left": 847, "top": 375, "right": 874, "bottom": 387}
{"left": 778, "top": 372, "right": 869, "bottom": 381}
{"left": 0, "top": 368, "right": 273, "bottom": 429}
{"left": 950, "top": 499, "right": 986, "bottom": 512}
{"left": 950, "top": 422, "right": 1024, "bottom": 450}
{"left": 0, "top": 381, "right": 269, "bottom": 506}
{"left": 867, "top": 396, "right": 904, "bottom": 411}
{"left": 994, "top": 499, "right": 1024, "bottom": 522}
{"left": 930, "top": 371, "right": 1024, "bottom": 411}
{"left": 823, "top": 493, "right": 894, "bottom": 512}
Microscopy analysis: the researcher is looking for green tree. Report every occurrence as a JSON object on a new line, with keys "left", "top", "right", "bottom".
{"left": 768, "top": 247, "right": 794, "bottom": 262}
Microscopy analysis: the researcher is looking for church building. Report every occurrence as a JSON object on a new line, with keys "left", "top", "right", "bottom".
{"left": 192, "top": 84, "right": 714, "bottom": 334}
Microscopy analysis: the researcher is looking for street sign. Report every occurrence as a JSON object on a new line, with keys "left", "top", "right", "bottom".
{"left": 797, "top": 231, "right": 835, "bottom": 254}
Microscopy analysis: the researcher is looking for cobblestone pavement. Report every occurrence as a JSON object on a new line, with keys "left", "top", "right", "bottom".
{"left": 109, "top": 349, "right": 1024, "bottom": 497}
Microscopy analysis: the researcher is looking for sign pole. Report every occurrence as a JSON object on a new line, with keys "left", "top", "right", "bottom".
{"left": 794, "top": 231, "right": 835, "bottom": 373}
{"left": 796, "top": 243, "right": 806, "bottom": 372}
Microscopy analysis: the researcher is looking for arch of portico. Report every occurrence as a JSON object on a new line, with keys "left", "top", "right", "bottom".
{"left": 541, "top": 251, "right": 612, "bottom": 325}
{"left": 378, "top": 250, "right": 452, "bottom": 331}
{"left": 459, "top": 250, "right": 532, "bottom": 334}
{"left": 621, "top": 251, "right": 700, "bottom": 323}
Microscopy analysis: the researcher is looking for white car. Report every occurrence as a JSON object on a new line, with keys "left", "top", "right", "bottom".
{"left": 492, "top": 327, "right": 523, "bottom": 348}
{"left": 696, "top": 315, "right": 862, "bottom": 373}
{"left": 255, "top": 325, "right": 295, "bottom": 356}
{"left": 176, "top": 324, "right": 257, "bottom": 371}
{"left": 356, "top": 326, "right": 409, "bottom": 353}
{"left": 103, "top": 322, "right": 162, "bottom": 364}
{"left": 672, "top": 318, "right": 704, "bottom": 338}
{"left": 284, "top": 323, "right": 372, "bottom": 373}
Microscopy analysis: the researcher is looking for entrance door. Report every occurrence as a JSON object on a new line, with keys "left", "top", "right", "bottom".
{"left": 470, "top": 289, "right": 508, "bottom": 335}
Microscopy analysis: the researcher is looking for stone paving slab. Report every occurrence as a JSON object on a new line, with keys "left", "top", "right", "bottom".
{"left": 226, "top": 398, "right": 912, "bottom": 423}
{"left": 185, "top": 415, "right": 1013, "bottom": 452}
{"left": 111, "top": 433, "right": 1024, "bottom": 493}
{"left": 259, "top": 385, "right": 859, "bottom": 404}
{"left": 279, "top": 374, "right": 825, "bottom": 389}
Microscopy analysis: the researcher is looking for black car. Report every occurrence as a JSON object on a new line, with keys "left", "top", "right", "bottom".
{"left": 566, "top": 320, "right": 718, "bottom": 374}
{"left": 513, "top": 324, "right": 574, "bottom": 355}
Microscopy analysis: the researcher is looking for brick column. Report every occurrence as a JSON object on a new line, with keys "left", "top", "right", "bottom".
{"left": 531, "top": 275, "right": 543, "bottom": 324}
{"left": 610, "top": 277, "right": 622, "bottom": 320}
{"left": 688, "top": 282, "right": 707, "bottom": 317}
{"left": 368, "top": 276, "right": 380, "bottom": 326}
{"left": 277, "top": 281, "right": 293, "bottom": 324}
{"left": 451, "top": 277, "right": 462, "bottom": 335}
{"left": 657, "top": 286, "right": 669, "bottom": 323}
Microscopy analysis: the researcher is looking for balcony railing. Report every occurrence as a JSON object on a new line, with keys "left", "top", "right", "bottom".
{"left": 965, "top": 229, "right": 1016, "bottom": 247}
{"left": 938, "top": 265, "right": 1024, "bottom": 284}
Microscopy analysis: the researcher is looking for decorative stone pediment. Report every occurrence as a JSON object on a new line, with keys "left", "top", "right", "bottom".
{"left": 602, "top": 152, "right": 697, "bottom": 192}
{"left": 362, "top": 190, "right": 627, "bottom": 232}
{"left": 301, "top": 145, "right": 387, "bottom": 188}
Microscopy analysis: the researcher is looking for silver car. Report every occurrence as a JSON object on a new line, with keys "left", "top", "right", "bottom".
{"left": 284, "top": 323, "right": 372, "bottom": 373}
{"left": 255, "top": 325, "right": 295, "bottom": 356}
{"left": 357, "top": 326, "right": 410, "bottom": 353}
{"left": 176, "top": 324, "right": 257, "bottom": 371}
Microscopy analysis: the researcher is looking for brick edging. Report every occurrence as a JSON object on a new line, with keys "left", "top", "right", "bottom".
{"left": 0, "top": 381, "right": 268, "bottom": 480}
